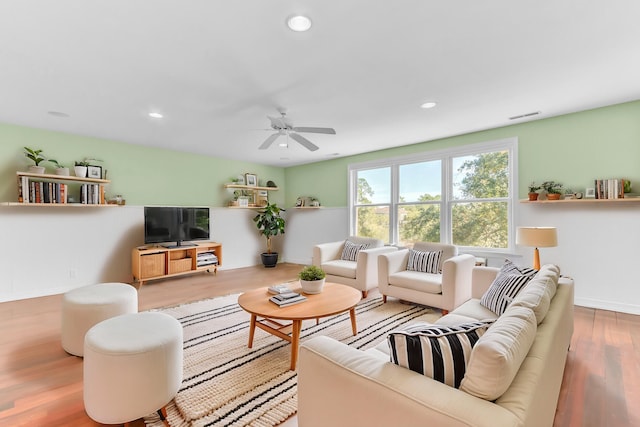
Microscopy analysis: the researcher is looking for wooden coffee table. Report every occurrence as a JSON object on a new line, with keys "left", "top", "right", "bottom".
{"left": 238, "top": 282, "right": 362, "bottom": 370}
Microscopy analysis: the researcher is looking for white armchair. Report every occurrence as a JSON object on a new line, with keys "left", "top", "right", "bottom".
{"left": 313, "top": 236, "right": 397, "bottom": 298}
{"left": 378, "top": 242, "right": 475, "bottom": 314}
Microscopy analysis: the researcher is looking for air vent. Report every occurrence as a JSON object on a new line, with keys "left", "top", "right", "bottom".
{"left": 509, "top": 111, "right": 541, "bottom": 120}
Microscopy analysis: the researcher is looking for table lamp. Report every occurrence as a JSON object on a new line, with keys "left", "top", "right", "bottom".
{"left": 516, "top": 227, "right": 558, "bottom": 270}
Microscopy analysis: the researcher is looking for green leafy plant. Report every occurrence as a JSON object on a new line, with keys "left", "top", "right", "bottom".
{"left": 541, "top": 181, "right": 563, "bottom": 194}
{"left": 48, "top": 159, "right": 66, "bottom": 169}
{"left": 252, "top": 203, "right": 286, "bottom": 254}
{"left": 75, "top": 157, "right": 103, "bottom": 167}
{"left": 298, "top": 265, "right": 326, "bottom": 281}
{"left": 24, "top": 147, "right": 46, "bottom": 166}
{"left": 528, "top": 182, "right": 541, "bottom": 193}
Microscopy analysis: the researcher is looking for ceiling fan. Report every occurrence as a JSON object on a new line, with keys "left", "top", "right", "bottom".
{"left": 258, "top": 112, "right": 336, "bottom": 152}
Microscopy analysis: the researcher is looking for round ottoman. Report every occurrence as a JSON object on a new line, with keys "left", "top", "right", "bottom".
{"left": 61, "top": 282, "right": 138, "bottom": 356}
{"left": 83, "top": 312, "right": 183, "bottom": 425}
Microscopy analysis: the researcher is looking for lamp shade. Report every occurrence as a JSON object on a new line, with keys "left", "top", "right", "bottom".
{"left": 516, "top": 227, "right": 558, "bottom": 248}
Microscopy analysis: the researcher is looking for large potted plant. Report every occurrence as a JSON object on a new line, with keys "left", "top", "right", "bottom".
{"left": 252, "top": 203, "right": 286, "bottom": 268}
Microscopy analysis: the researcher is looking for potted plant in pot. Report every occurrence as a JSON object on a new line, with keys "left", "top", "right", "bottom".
{"left": 24, "top": 147, "right": 46, "bottom": 174}
{"left": 74, "top": 157, "right": 102, "bottom": 178}
{"left": 542, "top": 181, "right": 563, "bottom": 200}
{"left": 527, "top": 182, "right": 541, "bottom": 201}
{"left": 252, "top": 202, "right": 286, "bottom": 268}
{"left": 47, "top": 159, "right": 70, "bottom": 176}
{"left": 298, "top": 265, "right": 326, "bottom": 294}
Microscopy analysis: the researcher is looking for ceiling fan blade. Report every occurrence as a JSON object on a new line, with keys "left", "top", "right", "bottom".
{"left": 292, "top": 126, "right": 336, "bottom": 135}
{"left": 258, "top": 133, "right": 281, "bottom": 150}
{"left": 290, "top": 132, "right": 319, "bottom": 151}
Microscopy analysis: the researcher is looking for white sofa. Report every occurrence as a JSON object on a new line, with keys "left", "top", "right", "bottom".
{"left": 378, "top": 242, "right": 476, "bottom": 314}
{"left": 313, "top": 236, "right": 397, "bottom": 298}
{"left": 298, "top": 264, "right": 574, "bottom": 427}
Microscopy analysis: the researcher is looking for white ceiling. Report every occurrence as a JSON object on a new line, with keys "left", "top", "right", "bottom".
{"left": 1, "top": 1, "right": 639, "bottom": 167}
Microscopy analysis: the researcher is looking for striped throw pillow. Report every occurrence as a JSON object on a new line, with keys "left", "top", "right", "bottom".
{"left": 388, "top": 321, "right": 493, "bottom": 388}
{"left": 480, "top": 260, "right": 537, "bottom": 315}
{"left": 340, "top": 240, "right": 370, "bottom": 261}
{"left": 407, "top": 249, "right": 443, "bottom": 273}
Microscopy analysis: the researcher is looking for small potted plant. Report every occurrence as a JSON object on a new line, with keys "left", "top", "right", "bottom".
{"left": 542, "top": 181, "right": 563, "bottom": 200}
{"left": 527, "top": 182, "right": 541, "bottom": 201}
{"left": 47, "top": 159, "right": 70, "bottom": 176}
{"left": 252, "top": 203, "right": 286, "bottom": 268}
{"left": 298, "top": 265, "right": 326, "bottom": 294}
{"left": 74, "top": 157, "right": 102, "bottom": 178}
{"left": 24, "top": 147, "right": 46, "bottom": 174}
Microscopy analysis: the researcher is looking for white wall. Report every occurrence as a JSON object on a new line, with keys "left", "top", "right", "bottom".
{"left": 2, "top": 203, "right": 639, "bottom": 315}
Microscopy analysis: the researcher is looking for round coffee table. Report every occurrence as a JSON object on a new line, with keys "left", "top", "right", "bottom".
{"left": 238, "top": 282, "right": 362, "bottom": 370}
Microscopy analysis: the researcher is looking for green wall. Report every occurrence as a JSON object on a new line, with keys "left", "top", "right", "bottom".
{"left": 0, "top": 123, "right": 285, "bottom": 206}
{"left": 284, "top": 100, "right": 640, "bottom": 207}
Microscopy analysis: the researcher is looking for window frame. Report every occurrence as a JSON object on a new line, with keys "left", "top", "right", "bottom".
{"left": 348, "top": 137, "right": 518, "bottom": 252}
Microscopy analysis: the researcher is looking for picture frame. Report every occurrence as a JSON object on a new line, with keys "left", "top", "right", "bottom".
{"left": 245, "top": 173, "right": 257, "bottom": 187}
{"left": 585, "top": 187, "right": 596, "bottom": 198}
{"left": 87, "top": 165, "right": 102, "bottom": 179}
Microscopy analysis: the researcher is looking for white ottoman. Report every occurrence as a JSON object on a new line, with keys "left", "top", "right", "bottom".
{"left": 61, "top": 282, "right": 138, "bottom": 356}
{"left": 83, "top": 312, "right": 183, "bottom": 425}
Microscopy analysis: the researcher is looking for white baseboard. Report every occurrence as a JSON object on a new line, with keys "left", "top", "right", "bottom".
{"left": 574, "top": 297, "right": 640, "bottom": 315}
{"left": 0, "top": 285, "right": 74, "bottom": 303}
{"left": 282, "top": 256, "right": 312, "bottom": 266}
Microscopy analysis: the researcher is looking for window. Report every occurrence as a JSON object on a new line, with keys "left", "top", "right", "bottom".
{"left": 348, "top": 138, "right": 517, "bottom": 251}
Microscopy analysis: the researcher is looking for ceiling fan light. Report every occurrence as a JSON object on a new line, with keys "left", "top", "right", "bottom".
{"left": 287, "top": 15, "right": 312, "bottom": 32}
{"left": 420, "top": 102, "right": 437, "bottom": 109}
{"left": 148, "top": 112, "right": 163, "bottom": 119}
{"left": 278, "top": 142, "right": 288, "bottom": 147}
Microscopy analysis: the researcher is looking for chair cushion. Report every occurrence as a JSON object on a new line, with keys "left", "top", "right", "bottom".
{"left": 407, "top": 249, "right": 443, "bottom": 274}
{"left": 388, "top": 271, "right": 442, "bottom": 294}
{"left": 340, "top": 240, "right": 370, "bottom": 261}
{"left": 480, "top": 260, "right": 537, "bottom": 315}
{"left": 322, "top": 259, "right": 357, "bottom": 279}
{"left": 460, "top": 305, "right": 537, "bottom": 401}
{"left": 388, "top": 321, "right": 493, "bottom": 388}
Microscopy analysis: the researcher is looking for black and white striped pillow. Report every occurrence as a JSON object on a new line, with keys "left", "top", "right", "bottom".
{"left": 407, "top": 249, "right": 442, "bottom": 273}
{"left": 388, "top": 321, "right": 492, "bottom": 388}
{"left": 340, "top": 240, "right": 370, "bottom": 261}
{"left": 480, "top": 260, "right": 537, "bottom": 315}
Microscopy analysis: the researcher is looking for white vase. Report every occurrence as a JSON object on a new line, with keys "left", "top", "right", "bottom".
{"left": 300, "top": 278, "right": 325, "bottom": 294}
{"left": 74, "top": 166, "right": 87, "bottom": 178}
{"left": 29, "top": 165, "right": 45, "bottom": 174}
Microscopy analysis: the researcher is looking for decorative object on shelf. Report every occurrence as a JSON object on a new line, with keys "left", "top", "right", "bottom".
{"left": 87, "top": 165, "right": 102, "bottom": 179}
{"left": 74, "top": 158, "right": 103, "bottom": 178}
{"left": 23, "top": 147, "right": 46, "bottom": 174}
{"left": 298, "top": 265, "right": 326, "bottom": 294}
{"left": 309, "top": 197, "right": 320, "bottom": 207}
{"left": 252, "top": 203, "right": 286, "bottom": 268}
{"left": 585, "top": 187, "right": 596, "bottom": 198}
{"left": 266, "top": 180, "right": 277, "bottom": 188}
{"left": 541, "top": 181, "right": 563, "bottom": 200}
{"left": 296, "top": 197, "right": 304, "bottom": 207}
{"left": 245, "top": 173, "right": 257, "bottom": 187}
{"left": 623, "top": 180, "right": 632, "bottom": 194}
{"left": 516, "top": 227, "right": 558, "bottom": 270}
{"left": 47, "top": 159, "right": 70, "bottom": 176}
{"left": 527, "top": 182, "right": 541, "bottom": 201}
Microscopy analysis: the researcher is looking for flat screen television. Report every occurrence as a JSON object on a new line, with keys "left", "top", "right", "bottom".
{"left": 144, "top": 206, "right": 210, "bottom": 248}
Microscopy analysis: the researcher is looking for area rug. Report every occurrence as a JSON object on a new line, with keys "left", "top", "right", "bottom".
{"left": 145, "top": 293, "right": 440, "bottom": 427}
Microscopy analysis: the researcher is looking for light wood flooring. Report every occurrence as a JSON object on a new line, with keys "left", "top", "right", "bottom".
{"left": 0, "top": 263, "right": 638, "bottom": 426}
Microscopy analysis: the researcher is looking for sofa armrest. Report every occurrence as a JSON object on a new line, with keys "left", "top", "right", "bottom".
{"left": 356, "top": 246, "right": 398, "bottom": 289}
{"left": 441, "top": 254, "right": 476, "bottom": 311}
{"left": 313, "top": 241, "right": 345, "bottom": 266}
{"left": 471, "top": 266, "right": 500, "bottom": 299}
{"left": 298, "top": 336, "right": 519, "bottom": 427}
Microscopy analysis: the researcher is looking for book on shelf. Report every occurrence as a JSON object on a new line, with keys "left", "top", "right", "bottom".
{"left": 269, "top": 292, "right": 307, "bottom": 307}
{"left": 595, "top": 178, "right": 625, "bottom": 199}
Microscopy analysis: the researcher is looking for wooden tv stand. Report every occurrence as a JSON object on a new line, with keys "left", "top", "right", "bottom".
{"left": 132, "top": 242, "right": 222, "bottom": 285}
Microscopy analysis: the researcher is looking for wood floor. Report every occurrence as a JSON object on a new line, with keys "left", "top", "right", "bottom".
{"left": 0, "top": 263, "right": 638, "bottom": 427}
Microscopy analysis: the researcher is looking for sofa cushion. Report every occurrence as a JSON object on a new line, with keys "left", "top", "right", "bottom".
{"left": 407, "top": 249, "right": 442, "bottom": 274}
{"left": 480, "top": 260, "right": 537, "bottom": 315}
{"left": 510, "top": 264, "right": 560, "bottom": 324}
{"left": 340, "top": 240, "right": 370, "bottom": 261}
{"left": 322, "top": 259, "right": 357, "bottom": 279}
{"left": 387, "top": 321, "right": 493, "bottom": 388}
{"left": 444, "top": 299, "right": 499, "bottom": 323}
{"left": 388, "top": 270, "right": 442, "bottom": 294}
{"left": 459, "top": 305, "right": 537, "bottom": 401}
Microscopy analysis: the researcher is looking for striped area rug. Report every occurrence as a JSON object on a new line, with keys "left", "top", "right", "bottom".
{"left": 145, "top": 292, "right": 440, "bottom": 427}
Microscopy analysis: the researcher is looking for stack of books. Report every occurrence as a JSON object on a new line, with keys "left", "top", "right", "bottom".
{"left": 269, "top": 291, "right": 307, "bottom": 307}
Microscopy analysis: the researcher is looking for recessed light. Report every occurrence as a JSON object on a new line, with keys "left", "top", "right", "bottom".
{"left": 420, "top": 102, "right": 437, "bottom": 109}
{"left": 48, "top": 111, "right": 70, "bottom": 117}
{"left": 287, "top": 15, "right": 312, "bottom": 32}
{"left": 278, "top": 142, "right": 288, "bottom": 147}
{"left": 148, "top": 112, "right": 163, "bottom": 119}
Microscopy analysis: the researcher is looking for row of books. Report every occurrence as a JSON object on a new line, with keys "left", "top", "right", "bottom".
{"left": 269, "top": 290, "right": 307, "bottom": 307}
{"left": 196, "top": 251, "right": 218, "bottom": 267}
{"left": 80, "top": 183, "right": 105, "bottom": 204}
{"left": 19, "top": 179, "right": 69, "bottom": 204}
{"left": 595, "top": 179, "right": 625, "bottom": 199}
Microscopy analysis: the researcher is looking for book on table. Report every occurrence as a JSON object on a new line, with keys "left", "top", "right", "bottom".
{"left": 269, "top": 292, "right": 307, "bottom": 307}
{"left": 268, "top": 284, "right": 293, "bottom": 294}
